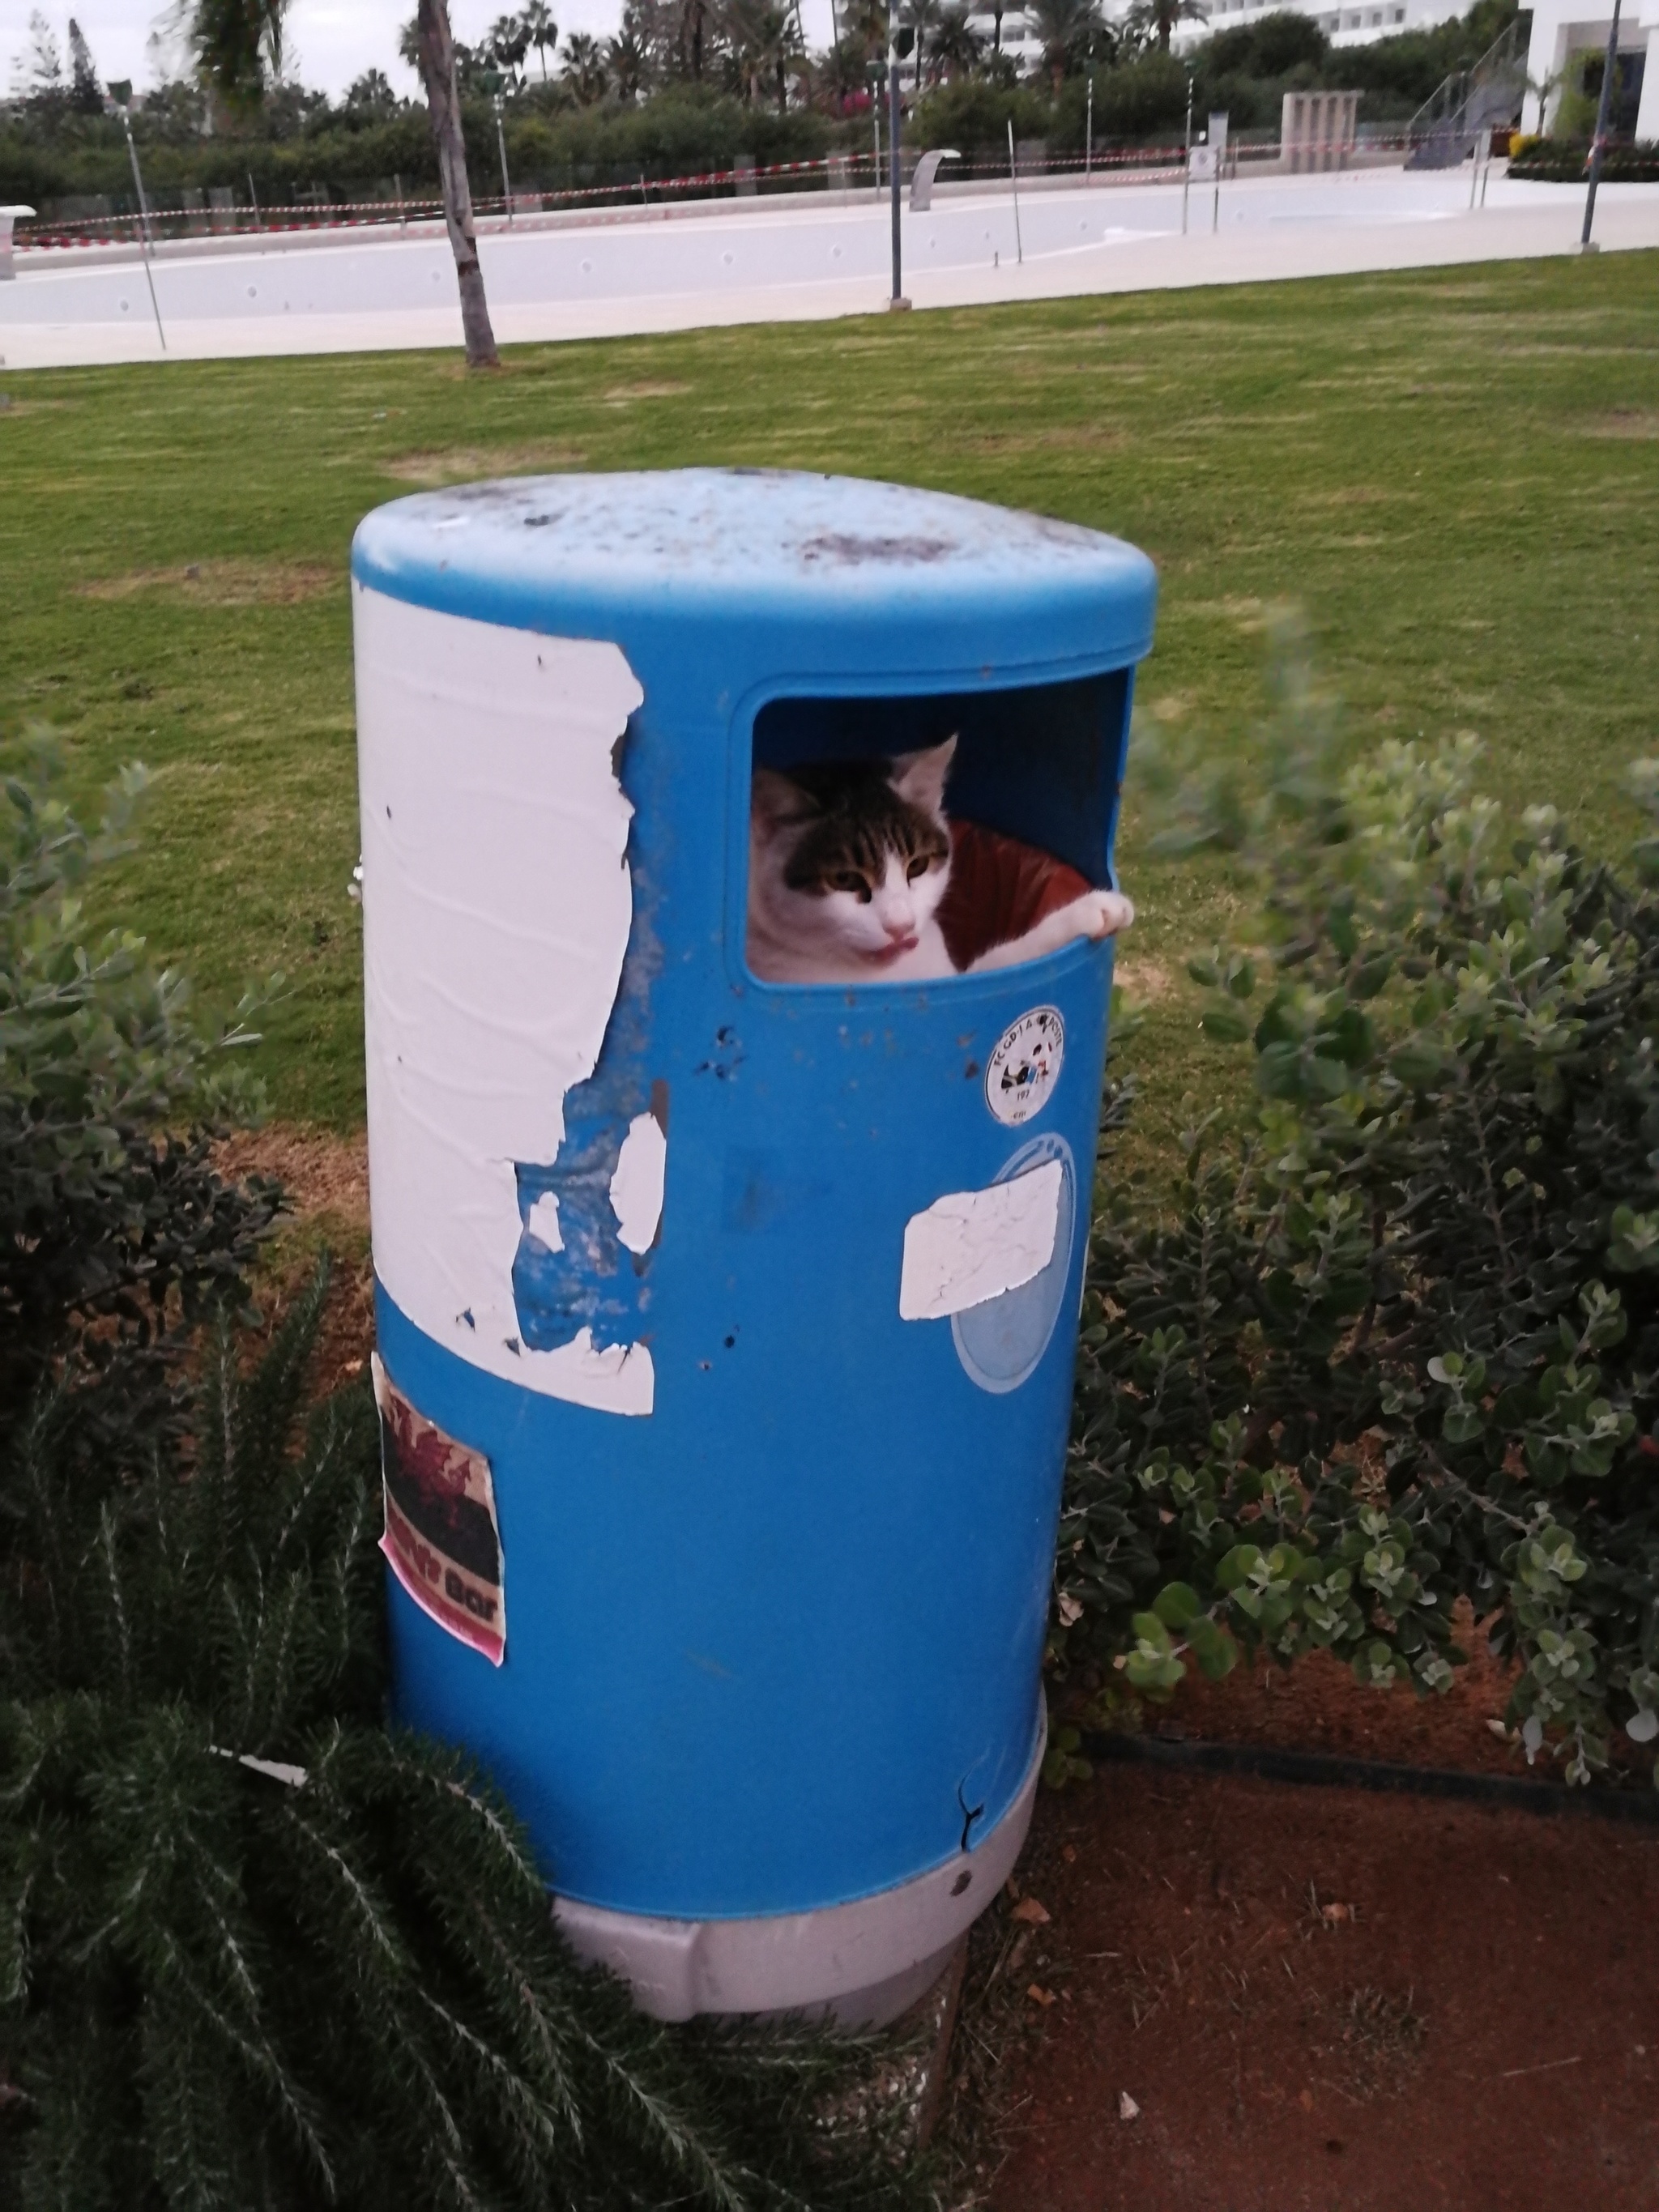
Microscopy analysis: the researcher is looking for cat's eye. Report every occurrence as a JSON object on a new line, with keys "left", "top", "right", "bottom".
{"left": 830, "top": 871, "right": 871, "bottom": 901}
{"left": 906, "top": 857, "right": 931, "bottom": 883}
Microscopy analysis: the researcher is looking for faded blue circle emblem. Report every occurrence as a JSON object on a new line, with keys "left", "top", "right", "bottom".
{"left": 952, "top": 1132, "right": 1077, "bottom": 1396}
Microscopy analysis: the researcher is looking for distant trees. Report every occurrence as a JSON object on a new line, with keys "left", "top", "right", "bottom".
{"left": 1122, "top": 0, "right": 1209, "bottom": 54}
{"left": 927, "top": 6, "right": 983, "bottom": 83}
{"left": 65, "top": 17, "right": 100, "bottom": 110}
{"left": 486, "top": 12, "right": 532, "bottom": 82}
{"left": 1027, "top": 0, "right": 1107, "bottom": 90}
{"left": 522, "top": 0, "right": 558, "bottom": 79}
{"left": 560, "top": 29, "right": 609, "bottom": 103}
{"left": 0, "top": 0, "right": 1531, "bottom": 201}
{"left": 343, "top": 66, "right": 400, "bottom": 115}
{"left": 607, "top": 6, "right": 651, "bottom": 99}
{"left": 181, "top": 0, "right": 293, "bottom": 110}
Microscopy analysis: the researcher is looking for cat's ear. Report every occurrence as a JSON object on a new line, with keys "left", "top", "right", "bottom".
{"left": 890, "top": 736, "right": 957, "bottom": 817}
{"left": 752, "top": 766, "right": 816, "bottom": 829}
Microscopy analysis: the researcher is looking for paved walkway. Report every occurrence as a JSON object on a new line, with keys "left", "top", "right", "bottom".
{"left": 2, "top": 166, "right": 1656, "bottom": 370}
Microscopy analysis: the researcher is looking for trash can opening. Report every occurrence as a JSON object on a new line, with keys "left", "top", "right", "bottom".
{"left": 745, "top": 667, "right": 1128, "bottom": 988}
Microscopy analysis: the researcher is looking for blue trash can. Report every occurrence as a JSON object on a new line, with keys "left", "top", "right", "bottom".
{"left": 352, "top": 469, "right": 1156, "bottom": 2022}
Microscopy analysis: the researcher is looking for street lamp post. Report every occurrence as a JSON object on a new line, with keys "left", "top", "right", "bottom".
{"left": 1181, "top": 69, "right": 1194, "bottom": 235}
{"left": 1580, "top": 0, "right": 1624, "bottom": 251}
{"left": 1085, "top": 36, "right": 1094, "bottom": 181}
{"left": 480, "top": 70, "right": 514, "bottom": 224}
{"left": 105, "top": 80, "right": 165, "bottom": 352}
{"left": 889, "top": 26, "right": 914, "bottom": 307}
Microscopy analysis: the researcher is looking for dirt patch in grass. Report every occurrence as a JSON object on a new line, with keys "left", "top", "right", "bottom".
{"left": 74, "top": 559, "right": 339, "bottom": 605}
{"left": 382, "top": 443, "right": 586, "bottom": 485}
{"left": 954, "top": 1763, "right": 1659, "bottom": 2211}
{"left": 1580, "top": 410, "right": 1659, "bottom": 440}
{"left": 1112, "top": 957, "right": 1173, "bottom": 1004}
{"left": 216, "top": 1123, "right": 369, "bottom": 1232}
{"left": 602, "top": 381, "right": 691, "bottom": 402}
{"left": 217, "top": 1124, "right": 372, "bottom": 1398}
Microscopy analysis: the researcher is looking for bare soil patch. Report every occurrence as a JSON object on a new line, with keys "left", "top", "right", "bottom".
{"left": 947, "top": 1762, "right": 1659, "bottom": 2211}
{"left": 216, "top": 1123, "right": 372, "bottom": 1397}
{"left": 216, "top": 1123, "right": 368, "bottom": 1233}
{"left": 1579, "top": 411, "right": 1659, "bottom": 440}
{"left": 382, "top": 444, "right": 586, "bottom": 486}
{"left": 75, "top": 559, "right": 339, "bottom": 606}
{"left": 1111, "top": 957, "right": 1173, "bottom": 1004}
{"left": 602, "top": 381, "right": 691, "bottom": 402}
{"left": 1144, "top": 1601, "right": 1526, "bottom": 1775}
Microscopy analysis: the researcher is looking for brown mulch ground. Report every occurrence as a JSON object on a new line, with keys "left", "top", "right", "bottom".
{"left": 215, "top": 1123, "right": 373, "bottom": 1399}
{"left": 942, "top": 1651, "right": 1659, "bottom": 2212}
{"left": 1123, "top": 1609, "right": 1529, "bottom": 1774}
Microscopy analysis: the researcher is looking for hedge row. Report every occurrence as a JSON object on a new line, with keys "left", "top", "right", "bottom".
{"left": 1508, "top": 137, "right": 1659, "bottom": 183}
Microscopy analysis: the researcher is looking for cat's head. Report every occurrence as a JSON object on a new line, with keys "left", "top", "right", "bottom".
{"left": 748, "top": 739, "right": 956, "bottom": 974}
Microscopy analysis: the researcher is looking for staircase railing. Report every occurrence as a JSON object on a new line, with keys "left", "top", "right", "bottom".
{"left": 1405, "top": 15, "right": 1529, "bottom": 168}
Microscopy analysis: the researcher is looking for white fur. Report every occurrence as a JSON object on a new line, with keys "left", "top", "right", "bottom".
{"left": 746, "top": 742, "right": 1133, "bottom": 985}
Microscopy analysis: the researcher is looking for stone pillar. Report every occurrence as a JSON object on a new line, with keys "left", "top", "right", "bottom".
{"left": 0, "top": 205, "right": 34, "bottom": 279}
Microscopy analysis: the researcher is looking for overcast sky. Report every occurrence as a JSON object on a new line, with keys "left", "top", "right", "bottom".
{"left": 4, "top": 0, "right": 841, "bottom": 100}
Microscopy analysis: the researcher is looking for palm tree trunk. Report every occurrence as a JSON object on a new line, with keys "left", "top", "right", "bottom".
{"left": 415, "top": 0, "right": 499, "bottom": 370}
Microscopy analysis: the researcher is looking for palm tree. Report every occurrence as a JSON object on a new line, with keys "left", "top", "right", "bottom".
{"left": 927, "top": 3, "right": 981, "bottom": 80}
{"left": 842, "top": 0, "right": 888, "bottom": 61}
{"left": 813, "top": 34, "right": 869, "bottom": 109}
{"left": 1027, "top": 0, "right": 1100, "bottom": 89}
{"left": 606, "top": 2, "right": 651, "bottom": 96}
{"left": 903, "top": 0, "right": 944, "bottom": 87}
{"left": 667, "top": 0, "right": 714, "bottom": 79}
{"left": 520, "top": 0, "right": 557, "bottom": 78}
{"left": 724, "top": 0, "right": 800, "bottom": 110}
{"left": 561, "top": 28, "right": 608, "bottom": 100}
{"left": 1121, "top": 0, "right": 1205, "bottom": 52}
{"left": 181, "top": 0, "right": 292, "bottom": 111}
{"left": 488, "top": 11, "right": 531, "bottom": 79}
{"left": 412, "top": 0, "right": 499, "bottom": 369}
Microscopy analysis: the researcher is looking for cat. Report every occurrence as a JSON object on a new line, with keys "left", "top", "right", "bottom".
{"left": 746, "top": 736, "right": 1132, "bottom": 985}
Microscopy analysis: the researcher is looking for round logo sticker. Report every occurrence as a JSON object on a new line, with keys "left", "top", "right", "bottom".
{"left": 985, "top": 1006, "right": 1064, "bottom": 1127}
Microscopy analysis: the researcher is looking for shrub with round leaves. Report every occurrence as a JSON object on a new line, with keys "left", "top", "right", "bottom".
{"left": 1055, "top": 631, "right": 1659, "bottom": 1788}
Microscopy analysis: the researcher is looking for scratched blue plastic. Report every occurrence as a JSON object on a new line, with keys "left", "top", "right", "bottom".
{"left": 353, "top": 471, "right": 1157, "bottom": 1919}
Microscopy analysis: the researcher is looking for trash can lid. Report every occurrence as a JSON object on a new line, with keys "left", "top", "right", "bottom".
{"left": 352, "top": 468, "right": 1156, "bottom": 682}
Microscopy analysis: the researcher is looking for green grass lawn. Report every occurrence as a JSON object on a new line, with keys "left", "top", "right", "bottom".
{"left": 3, "top": 250, "right": 1657, "bottom": 1140}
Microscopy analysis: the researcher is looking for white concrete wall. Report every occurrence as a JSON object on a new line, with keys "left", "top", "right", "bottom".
{"left": 1522, "top": 0, "right": 1659, "bottom": 133}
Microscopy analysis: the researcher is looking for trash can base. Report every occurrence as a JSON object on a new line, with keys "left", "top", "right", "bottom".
{"left": 553, "top": 1711, "right": 1044, "bottom": 2023}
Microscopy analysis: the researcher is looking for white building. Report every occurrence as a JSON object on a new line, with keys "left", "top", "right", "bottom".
{"left": 968, "top": 0, "right": 1469, "bottom": 65}
{"left": 962, "top": 11, "right": 1047, "bottom": 73}
{"left": 963, "top": 0, "right": 1659, "bottom": 143}
{"left": 1520, "top": 0, "right": 1658, "bottom": 138}
{"left": 1174, "top": 0, "right": 1461, "bottom": 50}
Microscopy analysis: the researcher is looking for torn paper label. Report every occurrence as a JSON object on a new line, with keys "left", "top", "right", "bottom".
{"left": 374, "top": 1354, "right": 505, "bottom": 1665}
{"left": 899, "top": 1160, "right": 1064, "bottom": 1323}
{"left": 355, "top": 586, "right": 655, "bottom": 1414}
{"left": 610, "top": 1109, "right": 667, "bottom": 1255}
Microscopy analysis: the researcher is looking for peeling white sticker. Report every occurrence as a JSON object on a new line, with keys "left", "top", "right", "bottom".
{"left": 525, "top": 1192, "right": 565, "bottom": 1253}
{"left": 609, "top": 1110, "right": 667, "bottom": 1255}
{"left": 898, "top": 1161, "right": 1064, "bottom": 1323}
{"left": 355, "top": 585, "right": 655, "bottom": 1414}
{"left": 986, "top": 1007, "right": 1065, "bottom": 1127}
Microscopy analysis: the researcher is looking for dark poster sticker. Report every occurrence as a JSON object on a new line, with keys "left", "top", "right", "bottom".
{"left": 373, "top": 1354, "right": 505, "bottom": 1666}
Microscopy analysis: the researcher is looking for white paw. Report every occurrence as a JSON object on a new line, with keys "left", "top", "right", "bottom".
{"left": 1077, "top": 889, "right": 1134, "bottom": 940}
